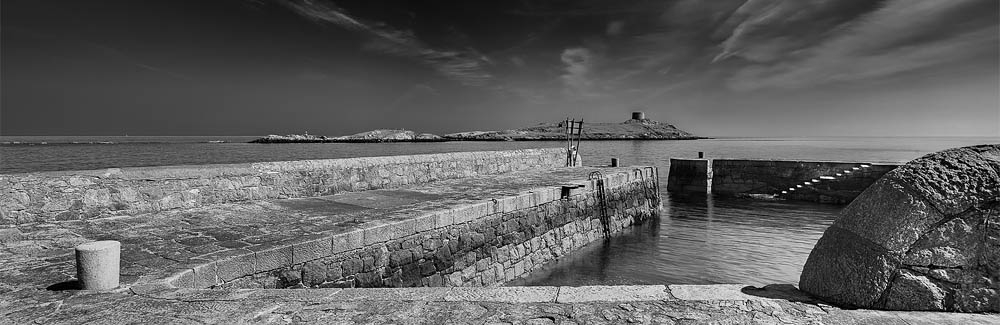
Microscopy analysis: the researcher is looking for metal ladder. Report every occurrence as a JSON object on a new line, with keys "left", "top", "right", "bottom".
{"left": 565, "top": 118, "right": 584, "bottom": 166}
{"left": 589, "top": 171, "right": 611, "bottom": 238}
{"left": 633, "top": 167, "right": 659, "bottom": 216}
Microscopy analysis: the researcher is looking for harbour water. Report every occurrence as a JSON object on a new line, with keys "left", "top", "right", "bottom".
{"left": 1, "top": 136, "right": 996, "bottom": 286}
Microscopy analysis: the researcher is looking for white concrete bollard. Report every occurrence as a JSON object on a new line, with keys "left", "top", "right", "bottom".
{"left": 75, "top": 240, "right": 121, "bottom": 291}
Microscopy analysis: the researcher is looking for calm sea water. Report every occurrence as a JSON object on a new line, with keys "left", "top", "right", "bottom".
{"left": 2, "top": 136, "right": 997, "bottom": 286}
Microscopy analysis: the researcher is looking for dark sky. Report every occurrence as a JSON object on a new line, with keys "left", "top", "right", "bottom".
{"left": 2, "top": 0, "right": 998, "bottom": 137}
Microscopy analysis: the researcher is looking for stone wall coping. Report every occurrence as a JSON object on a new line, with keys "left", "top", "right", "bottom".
{"left": 0, "top": 148, "right": 565, "bottom": 179}
{"left": 671, "top": 158, "right": 901, "bottom": 166}
{"left": 127, "top": 284, "right": 794, "bottom": 303}
{"left": 159, "top": 167, "right": 658, "bottom": 289}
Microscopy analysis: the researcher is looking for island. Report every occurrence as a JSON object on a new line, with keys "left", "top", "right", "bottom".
{"left": 250, "top": 129, "right": 445, "bottom": 143}
{"left": 250, "top": 112, "right": 703, "bottom": 143}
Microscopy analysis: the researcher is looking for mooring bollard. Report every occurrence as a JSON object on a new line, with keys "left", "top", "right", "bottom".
{"left": 75, "top": 240, "right": 121, "bottom": 291}
{"left": 698, "top": 152, "right": 704, "bottom": 159}
{"left": 610, "top": 158, "right": 619, "bottom": 167}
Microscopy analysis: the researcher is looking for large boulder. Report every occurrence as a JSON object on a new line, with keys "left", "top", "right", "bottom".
{"left": 799, "top": 144, "right": 999, "bottom": 312}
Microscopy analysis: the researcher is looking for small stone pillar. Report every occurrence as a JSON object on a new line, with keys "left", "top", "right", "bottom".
{"left": 698, "top": 152, "right": 704, "bottom": 158}
{"left": 75, "top": 240, "right": 121, "bottom": 291}
{"left": 610, "top": 158, "right": 619, "bottom": 167}
{"left": 631, "top": 112, "right": 645, "bottom": 120}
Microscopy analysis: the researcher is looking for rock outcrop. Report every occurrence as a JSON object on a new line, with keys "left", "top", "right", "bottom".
{"left": 330, "top": 129, "right": 443, "bottom": 142}
{"left": 799, "top": 144, "right": 1000, "bottom": 312}
{"left": 250, "top": 113, "right": 700, "bottom": 143}
{"left": 443, "top": 115, "right": 700, "bottom": 141}
{"left": 250, "top": 130, "right": 444, "bottom": 143}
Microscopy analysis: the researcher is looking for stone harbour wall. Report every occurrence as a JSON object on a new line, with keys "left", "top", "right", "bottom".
{"left": 667, "top": 158, "right": 898, "bottom": 204}
{"left": 0, "top": 148, "right": 566, "bottom": 224}
{"left": 665, "top": 159, "right": 711, "bottom": 194}
{"left": 168, "top": 169, "right": 660, "bottom": 289}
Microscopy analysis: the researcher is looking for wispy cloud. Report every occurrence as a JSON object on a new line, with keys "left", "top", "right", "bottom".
{"left": 560, "top": 47, "right": 602, "bottom": 97}
{"left": 281, "top": 0, "right": 493, "bottom": 87}
{"left": 718, "top": 0, "right": 999, "bottom": 90}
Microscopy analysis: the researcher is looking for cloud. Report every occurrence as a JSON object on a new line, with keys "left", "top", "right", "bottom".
{"left": 712, "top": 0, "right": 885, "bottom": 63}
{"left": 280, "top": 0, "right": 493, "bottom": 87}
{"left": 606, "top": 21, "right": 625, "bottom": 36}
{"left": 721, "top": 0, "right": 999, "bottom": 90}
{"left": 560, "top": 47, "right": 601, "bottom": 97}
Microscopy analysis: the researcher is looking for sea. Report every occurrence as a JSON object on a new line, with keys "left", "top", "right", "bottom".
{"left": 2, "top": 136, "right": 997, "bottom": 286}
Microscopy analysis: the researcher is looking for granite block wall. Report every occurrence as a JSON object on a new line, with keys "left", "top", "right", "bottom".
{"left": 666, "top": 159, "right": 711, "bottom": 194}
{"left": 667, "top": 158, "right": 899, "bottom": 204}
{"left": 0, "top": 148, "right": 566, "bottom": 224}
{"left": 169, "top": 169, "right": 660, "bottom": 289}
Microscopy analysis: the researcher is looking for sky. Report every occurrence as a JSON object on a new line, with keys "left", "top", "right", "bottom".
{"left": 2, "top": 0, "right": 998, "bottom": 137}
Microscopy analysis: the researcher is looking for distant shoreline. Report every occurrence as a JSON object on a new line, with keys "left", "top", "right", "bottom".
{"left": 250, "top": 114, "right": 706, "bottom": 143}
{"left": 248, "top": 136, "right": 709, "bottom": 144}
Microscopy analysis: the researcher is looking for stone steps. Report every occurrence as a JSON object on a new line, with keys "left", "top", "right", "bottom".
{"left": 776, "top": 164, "right": 872, "bottom": 198}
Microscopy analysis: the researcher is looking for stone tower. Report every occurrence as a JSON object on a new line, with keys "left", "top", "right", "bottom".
{"left": 631, "top": 112, "right": 645, "bottom": 120}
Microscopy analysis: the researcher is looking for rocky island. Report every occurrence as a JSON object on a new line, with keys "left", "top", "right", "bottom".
{"left": 444, "top": 112, "right": 699, "bottom": 141}
{"left": 250, "top": 129, "right": 445, "bottom": 143}
{"left": 250, "top": 112, "right": 702, "bottom": 143}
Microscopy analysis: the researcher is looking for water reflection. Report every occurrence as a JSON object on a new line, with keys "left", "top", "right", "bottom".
{"left": 511, "top": 193, "right": 840, "bottom": 286}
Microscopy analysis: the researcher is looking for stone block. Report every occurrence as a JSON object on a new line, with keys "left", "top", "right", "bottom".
{"left": 363, "top": 223, "right": 393, "bottom": 246}
{"left": 301, "top": 261, "right": 327, "bottom": 287}
{"left": 277, "top": 268, "right": 302, "bottom": 288}
{"left": 517, "top": 193, "right": 533, "bottom": 209}
{"left": 341, "top": 258, "right": 362, "bottom": 276}
{"left": 471, "top": 202, "right": 490, "bottom": 220}
{"left": 326, "top": 261, "right": 343, "bottom": 281}
{"left": 170, "top": 270, "right": 197, "bottom": 288}
{"left": 500, "top": 197, "right": 518, "bottom": 213}
{"left": 215, "top": 253, "right": 256, "bottom": 282}
{"left": 444, "top": 287, "right": 557, "bottom": 303}
{"left": 330, "top": 287, "right": 451, "bottom": 301}
{"left": 513, "top": 260, "right": 525, "bottom": 276}
{"left": 361, "top": 255, "right": 376, "bottom": 273}
{"left": 481, "top": 268, "right": 496, "bottom": 285}
{"left": 434, "top": 210, "right": 455, "bottom": 228}
{"left": 331, "top": 229, "right": 364, "bottom": 255}
{"left": 558, "top": 285, "right": 673, "bottom": 303}
{"left": 191, "top": 262, "right": 219, "bottom": 288}
{"left": 253, "top": 246, "right": 293, "bottom": 272}
{"left": 293, "top": 237, "right": 331, "bottom": 264}
{"left": 452, "top": 207, "right": 476, "bottom": 225}
{"left": 389, "top": 250, "right": 413, "bottom": 268}
{"left": 413, "top": 214, "right": 436, "bottom": 233}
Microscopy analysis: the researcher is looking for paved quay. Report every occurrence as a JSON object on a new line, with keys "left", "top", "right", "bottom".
{"left": 1, "top": 166, "right": 635, "bottom": 292}
{"left": 4, "top": 284, "right": 998, "bottom": 324}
